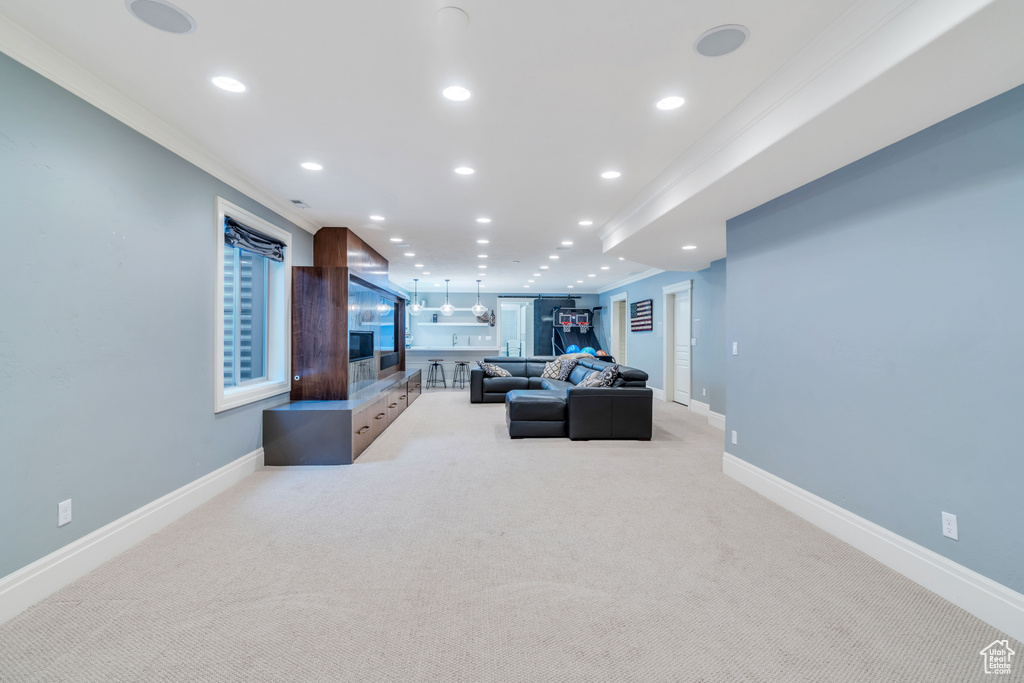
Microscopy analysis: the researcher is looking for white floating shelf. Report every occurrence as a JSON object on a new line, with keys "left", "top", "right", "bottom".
{"left": 416, "top": 322, "right": 489, "bottom": 326}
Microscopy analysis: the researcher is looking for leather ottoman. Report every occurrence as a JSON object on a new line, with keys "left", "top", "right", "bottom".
{"left": 505, "top": 390, "right": 567, "bottom": 438}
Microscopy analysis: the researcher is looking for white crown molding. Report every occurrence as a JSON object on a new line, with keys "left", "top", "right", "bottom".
{"left": 0, "top": 12, "right": 320, "bottom": 236}
{"left": 0, "top": 447, "right": 264, "bottom": 626}
{"left": 724, "top": 452, "right": 1024, "bottom": 643}
{"left": 596, "top": 268, "right": 664, "bottom": 294}
{"left": 599, "top": 0, "right": 999, "bottom": 252}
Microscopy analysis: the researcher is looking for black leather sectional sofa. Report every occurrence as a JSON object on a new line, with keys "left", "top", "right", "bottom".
{"left": 470, "top": 356, "right": 653, "bottom": 440}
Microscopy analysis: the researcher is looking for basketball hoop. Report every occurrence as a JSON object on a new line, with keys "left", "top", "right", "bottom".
{"left": 561, "top": 321, "right": 573, "bottom": 334}
{"left": 578, "top": 322, "right": 589, "bottom": 334}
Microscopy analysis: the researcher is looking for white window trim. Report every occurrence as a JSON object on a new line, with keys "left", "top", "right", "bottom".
{"left": 214, "top": 197, "right": 292, "bottom": 413}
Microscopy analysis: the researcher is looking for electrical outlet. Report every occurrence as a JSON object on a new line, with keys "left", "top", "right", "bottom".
{"left": 58, "top": 499, "right": 72, "bottom": 527}
{"left": 732, "top": 342, "right": 738, "bottom": 355}
{"left": 731, "top": 430, "right": 738, "bottom": 445}
{"left": 703, "top": 388, "right": 706, "bottom": 397}
{"left": 942, "top": 512, "right": 958, "bottom": 540}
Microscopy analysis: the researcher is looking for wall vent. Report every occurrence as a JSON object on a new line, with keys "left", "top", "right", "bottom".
{"left": 290, "top": 199, "right": 310, "bottom": 209}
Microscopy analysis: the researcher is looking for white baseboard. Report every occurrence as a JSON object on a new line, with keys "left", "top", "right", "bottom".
{"left": 651, "top": 387, "right": 666, "bottom": 401}
{"left": 723, "top": 452, "right": 1024, "bottom": 642}
{"left": 690, "top": 400, "right": 726, "bottom": 430}
{"left": 0, "top": 448, "right": 264, "bottom": 626}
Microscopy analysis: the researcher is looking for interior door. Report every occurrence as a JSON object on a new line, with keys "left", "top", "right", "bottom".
{"left": 615, "top": 300, "right": 627, "bottom": 363}
{"left": 673, "top": 290, "right": 691, "bottom": 405}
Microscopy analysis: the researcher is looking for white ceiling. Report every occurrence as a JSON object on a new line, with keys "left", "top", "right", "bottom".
{"left": 1, "top": 0, "right": 1022, "bottom": 292}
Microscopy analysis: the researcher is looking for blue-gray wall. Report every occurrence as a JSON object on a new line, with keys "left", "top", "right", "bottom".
{"left": 598, "top": 263, "right": 727, "bottom": 414}
{"left": 726, "top": 84, "right": 1024, "bottom": 592}
{"left": 0, "top": 53, "right": 313, "bottom": 578}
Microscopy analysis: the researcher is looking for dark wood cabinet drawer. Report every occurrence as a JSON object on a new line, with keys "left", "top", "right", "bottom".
{"left": 407, "top": 371, "right": 422, "bottom": 404}
{"left": 387, "top": 383, "right": 407, "bottom": 420}
{"left": 352, "top": 396, "right": 387, "bottom": 459}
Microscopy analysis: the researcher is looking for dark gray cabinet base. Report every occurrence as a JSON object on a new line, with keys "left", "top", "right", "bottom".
{"left": 263, "top": 369, "right": 421, "bottom": 465}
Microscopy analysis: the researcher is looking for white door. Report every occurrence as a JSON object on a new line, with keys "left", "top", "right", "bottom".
{"left": 673, "top": 291, "right": 691, "bottom": 405}
{"left": 615, "top": 300, "right": 628, "bottom": 364}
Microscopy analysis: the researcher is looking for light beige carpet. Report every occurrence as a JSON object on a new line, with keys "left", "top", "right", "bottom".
{"left": 0, "top": 390, "right": 1019, "bottom": 682}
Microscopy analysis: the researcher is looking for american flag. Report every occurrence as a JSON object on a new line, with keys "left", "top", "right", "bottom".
{"left": 630, "top": 299, "right": 653, "bottom": 332}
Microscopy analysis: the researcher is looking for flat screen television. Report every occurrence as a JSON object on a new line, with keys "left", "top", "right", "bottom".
{"left": 349, "top": 331, "right": 374, "bottom": 362}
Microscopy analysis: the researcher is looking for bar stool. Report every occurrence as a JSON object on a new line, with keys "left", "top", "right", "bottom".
{"left": 452, "top": 361, "right": 470, "bottom": 389}
{"left": 426, "top": 359, "right": 447, "bottom": 388}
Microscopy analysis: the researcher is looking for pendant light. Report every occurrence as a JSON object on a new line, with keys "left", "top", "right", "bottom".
{"left": 409, "top": 279, "right": 422, "bottom": 315}
{"left": 440, "top": 279, "right": 456, "bottom": 316}
{"left": 471, "top": 279, "right": 487, "bottom": 316}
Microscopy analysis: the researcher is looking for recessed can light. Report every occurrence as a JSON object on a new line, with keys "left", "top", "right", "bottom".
{"left": 561, "top": 241, "right": 573, "bottom": 246}
{"left": 478, "top": 273, "right": 486, "bottom": 276}
{"left": 476, "top": 217, "right": 491, "bottom": 223}
{"left": 389, "top": 237, "right": 403, "bottom": 242}
{"left": 211, "top": 76, "right": 246, "bottom": 92}
{"left": 601, "top": 171, "right": 621, "bottom": 179}
{"left": 454, "top": 167, "right": 475, "bottom": 175}
{"left": 618, "top": 257, "right": 625, "bottom": 260}
{"left": 478, "top": 254, "right": 488, "bottom": 258}
{"left": 578, "top": 220, "right": 593, "bottom": 226}
{"left": 523, "top": 285, "right": 530, "bottom": 288}
{"left": 442, "top": 86, "right": 471, "bottom": 101}
{"left": 682, "top": 245, "right": 697, "bottom": 250}
{"left": 549, "top": 255, "right": 559, "bottom": 260}
{"left": 404, "top": 252, "right": 415, "bottom": 257}
{"left": 128, "top": 0, "right": 196, "bottom": 34}
{"left": 540, "top": 266, "right": 549, "bottom": 270}
{"left": 533, "top": 273, "right": 541, "bottom": 277}
{"left": 369, "top": 215, "right": 384, "bottom": 221}
{"left": 423, "top": 272, "right": 431, "bottom": 275}
{"left": 414, "top": 263, "right": 425, "bottom": 268}
{"left": 655, "top": 96, "right": 686, "bottom": 110}
{"left": 587, "top": 274, "right": 596, "bottom": 277}
{"left": 477, "top": 239, "right": 489, "bottom": 244}
{"left": 577, "top": 280, "right": 583, "bottom": 283}
{"left": 601, "top": 266, "right": 610, "bottom": 270}
{"left": 478, "top": 265, "right": 487, "bottom": 269}
{"left": 567, "top": 285, "right": 574, "bottom": 289}
{"left": 528, "top": 280, "right": 535, "bottom": 283}
{"left": 300, "top": 161, "right": 323, "bottom": 171}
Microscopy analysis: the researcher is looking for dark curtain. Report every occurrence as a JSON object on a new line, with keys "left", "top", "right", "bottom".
{"left": 224, "top": 216, "right": 286, "bottom": 262}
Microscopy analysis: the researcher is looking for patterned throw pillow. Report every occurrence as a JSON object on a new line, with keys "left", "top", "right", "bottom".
{"left": 577, "top": 364, "right": 620, "bottom": 388}
{"left": 556, "top": 359, "right": 578, "bottom": 381}
{"left": 540, "top": 359, "right": 562, "bottom": 379}
{"left": 478, "top": 361, "right": 512, "bottom": 378}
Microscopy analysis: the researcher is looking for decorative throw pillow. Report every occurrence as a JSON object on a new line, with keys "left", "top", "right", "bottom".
{"left": 540, "top": 359, "right": 562, "bottom": 379}
{"left": 577, "top": 364, "right": 620, "bottom": 388}
{"left": 556, "top": 358, "right": 578, "bottom": 381}
{"left": 477, "top": 361, "right": 511, "bottom": 378}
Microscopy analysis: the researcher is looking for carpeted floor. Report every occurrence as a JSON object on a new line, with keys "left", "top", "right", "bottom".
{"left": 0, "top": 390, "right": 1019, "bottom": 682}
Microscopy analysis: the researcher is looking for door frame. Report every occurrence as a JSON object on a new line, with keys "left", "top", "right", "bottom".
{"left": 609, "top": 291, "right": 628, "bottom": 365}
{"left": 662, "top": 280, "right": 692, "bottom": 405}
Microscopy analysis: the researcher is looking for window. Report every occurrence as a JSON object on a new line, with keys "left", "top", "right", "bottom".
{"left": 214, "top": 198, "right": 292, "bottom": 412}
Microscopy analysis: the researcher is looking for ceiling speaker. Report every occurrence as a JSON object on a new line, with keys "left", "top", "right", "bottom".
{"left": 695, "top": 25, "right": 749, "bottom": 57}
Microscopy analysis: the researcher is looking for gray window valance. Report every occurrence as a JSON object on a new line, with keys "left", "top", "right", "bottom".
{"left": 224, "top": 216, "right": 286, "bottom": 262}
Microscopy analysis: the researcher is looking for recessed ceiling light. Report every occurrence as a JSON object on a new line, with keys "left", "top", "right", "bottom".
{"left": 587, "top": 274, "right": 596, "bottom": 277}
{"left": 601, "top": 266, "right": 610, "bottom": 270}
{"left": 682, "top": 245, "right": 697, "bottom": 250}
{"left": 435, "top": 283, "right": 440, "bottom": 286}
{"left": 454, "top": 167, "right": 475, "bottom": 175}
{"left": 578, "top": 220, "right": 593, "bottom": 226}
{"left": 300, "top": 161, "right": 323, "bottom": 171}
{"left": 478, "top": 254, "right": 488, "bottom": 258}
{"left": 528, "top": 280, "right": 535, "bottom": 283}
{"left": 695, "top": 25, "right": 749, "bottom": 57}
{"left": 567, "top": 285, "right": 574, "bottom": 289}
{"left": 549, "top": 255, "right": 559, "bottom": 260}
{"left": 523, "top": 285, "right": 530, "bottom": 288}
{"left": 414, "top": 264, "right": 424, "bottom": 268}
{"left": 396, "top": 243, "right": 410, "bottom": 247}
{"left": 423, "top": 272, "right": 430, "bottom": 275}
{"left": 404, "top": 252, "right": 415, "bottom": 257}
{"left": 655, "top": 96, "right": 686, "bottom": 110}
{"left": 478, "top": 265, "right": 487, "bottom": 269}
{"left": 561, "top": 241, "right": 573, "bottom": 246}
{"left": 540, "top": 266, "right": 549, "bottom": 270}
{"left": 211, "top": 76, "right": 246, "bottom": 92}
{"left": 442, "top": 86, "right": 471, "bottom": 101}
{"left": 533, "top": 273, "right": 541, "bottom": 277}
{"left": 577, "top": 280, "right": 583, "bottom": 283}
{"left": 128, "top": 0, "right": 196, "bottom": 34}
{"left": 601, "top": 171, "right": 621, "bottom": 179}
{"left": 369, "top": 215, "right": 384, "bottom": 221}
{"left": 477, "top": 239, "right": 489, "bottom": 244}
{"left": 476, "top": 217, "right": 491, "bottom": 223}
{"left": 478, "top": 273, "right": 486, "bottom": 276}
{"left": 618, "top": 257, "right": 625, "bottom": 260}
{"left": 389, "top": 237, "right": 402, "bottom": 242}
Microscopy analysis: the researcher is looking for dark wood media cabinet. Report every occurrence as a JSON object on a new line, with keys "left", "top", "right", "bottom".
{"left": 263, "top": 369, "right": 421, "bottom": 465}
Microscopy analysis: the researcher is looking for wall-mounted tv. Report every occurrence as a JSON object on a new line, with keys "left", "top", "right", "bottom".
{"left": 349, "top": 331, "right": 374, "bottom": 362}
